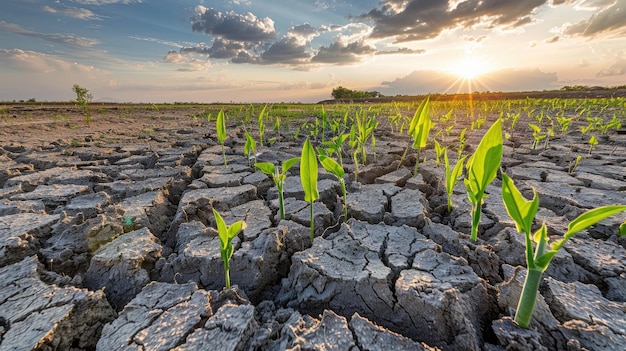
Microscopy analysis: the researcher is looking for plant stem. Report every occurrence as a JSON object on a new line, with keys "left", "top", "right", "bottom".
{"left": 278, "top": 188, "right": 285, "bottom": 219}
{"left": 224, "top": 262, "right": 231, "bottom": 289}
{"left": 514, "top": 268, "right": 543, "bottom": 328}
{"left": 398, "top": 143, "right": 410, "bottom": 169}
{"left": 414, "top": 148, "right": 421, "bottom": 177}
{"left": 470, "top": 199, "right": 481, "bottom": 241}
{"left": 340, "top": 179, "right": 347, "bottom": 221}
{"left": 310, "top": 202, "right": 315, "bottom": 243}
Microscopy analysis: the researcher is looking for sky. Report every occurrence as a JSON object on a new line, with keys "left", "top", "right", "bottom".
{"left": 1, "top": 0, "right": 626, "bottom": 103}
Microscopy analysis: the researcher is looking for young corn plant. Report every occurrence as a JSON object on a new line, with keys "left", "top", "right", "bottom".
{"left": 464, "top": 118, "right": 503, "bottom": 241}
{"left": 322, "top": 134, "right": 349, "bottom": 167}
{"left": 399, "top": 96, "right": 432, "bottom": 175}
{"left": 434, "top": 140, "right": 446, "bottom": 165}
{"left": 501, "top": 172, "right": 626, "bottom": 329}
{"left": 300, "top": 138, "right": 319, "bottom": 243}
{"left": 258, "top": 104, "right": 268, "bottom": 146}
{"left": 528, "top": 124, "right": 546, "bottom": 150}
{"left": 244, "top": 131, "right": 257, "bottom": 166}
{"left": 255, "top": 157, "right": 300, "bottom": 220}
{"left": 457, "top": 128, "right": 467, "bottom": 160}
{"left": 212, "top": 208, "right": 247, "bottom": 290}
{"left": 588, "top": 135, "right": 598, "bottom": 154}
{"left": 216, "top": 109, "right": 228, "bottom": 166}
{"left": 319, "top": 154, "right": 348, "bottom": 221}
{"left": 445, "top": 151, "right": 467, "bottom": 213}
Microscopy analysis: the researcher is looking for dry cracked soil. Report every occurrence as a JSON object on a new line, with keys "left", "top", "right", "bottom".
{"left": 0, "top": 103, "right": 625, "bottom": 351}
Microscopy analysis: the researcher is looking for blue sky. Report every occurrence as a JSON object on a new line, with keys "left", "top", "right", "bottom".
{"left": 1, "top": 0, "right": 625, "bottom": 102}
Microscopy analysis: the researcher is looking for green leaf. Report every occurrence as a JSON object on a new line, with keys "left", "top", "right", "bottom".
{"left": 528, "top": 123, "right": 541, "bottom": 133}
{"left": 620, "top": 222, "right": 626, "bottom": 236}
{"left": 216, "top": 110, "right": 226, "bottom": 144}
{"left": 244, "top": 131, "right": 256, "bottom": 156}
{"left": 213, "top": 208, "right": 228, "bottom": 250}
{"left": 300, "top": 138, "right": 319, "bottom": 203}
{"left": 319, "top": 155, "right": 345, "bottom": 178}
{"left": 255, "top": 162, "right": 275, "bottom": 176}
{"left": 281, "top": 157, "right": 301, "bottom": 174}
{"left": 501, "top": 172, "right": 539, "bottom": 236}
{"left": 565, "top": 205, "right": 626, "bottom": 238}
{"left": 228, "top": 220, "right": 247, "bottom": 240}
{"left": 409, "top": 96, "right": 432, "bottom": 150}
{"left": 588, "top": 135, "right": 598, "bottom": 146}
{"left": 408, "top": 96, "right": 430, "bottom": 136}
{"left": 466, "top": 118, "right": 503, "bottom": 193}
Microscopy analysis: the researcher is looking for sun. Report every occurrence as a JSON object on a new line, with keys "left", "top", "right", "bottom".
{"left": 450, "top": 56, "right": 490, "bottom": 80}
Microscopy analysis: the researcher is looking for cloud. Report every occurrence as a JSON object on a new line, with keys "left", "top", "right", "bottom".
{"left": 597, "top": 53, "right": 626, "bottom": 77}
{"left": 261, "top": 37, "right": 310, "bottom": 65}
{"left": 361, "top": 0, "right": 549, "bottom": 42}
{"left": 72, "top": 0, "right": 142, "bottom": 5}
{"left": 375, "top": 47, "right": 425, "bottom": 55}
{"left": 129, "top": 35, "right": 182, "bottom": 48}
{"left": 0, "top": 21, "right": 98, "bottom": 47}
{"left": 544, "top": 35, "right": 560, "bottom": 43}
{"left": 381, "top": 68, "right": 559, "bottom": 95}
{"left": 563, "top": 0, "right": 626, "bottom": 37}
{"left": 312, "top": 40, "right": 376, "bottom": 64}
{"left": 163, "top": 50, "right": 211, "bottom": 71}
{"left": 191, "top": 6, "right": 277, "bottom": 42}
{"left": 42, "top": 5, "right": 101, "bottom": 20}
{"left": 0, "top": 49, "right": 111, "bottom": 100}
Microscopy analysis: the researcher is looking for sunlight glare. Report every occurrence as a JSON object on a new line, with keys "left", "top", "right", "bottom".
{"left": 450, "top": 56, "right": 490, "bottom": 80}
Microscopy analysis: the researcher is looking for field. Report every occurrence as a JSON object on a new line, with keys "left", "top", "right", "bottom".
{"left": 1, "top": 94, "right": 625, "bottom": 350}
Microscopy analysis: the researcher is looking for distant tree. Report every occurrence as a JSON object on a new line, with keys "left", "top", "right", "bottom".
{"left": 72, "top": 83, "right": 93, "bottom": 124}
{"left": 72, "top": 84, "right": 92, "bottom": 111}
{"left": 332, "top": 86, "right": 380, "bottom": 99}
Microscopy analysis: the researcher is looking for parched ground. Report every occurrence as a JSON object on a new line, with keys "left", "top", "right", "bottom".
{"left": 1, "top": 100, "right": 625, "bottom": 351}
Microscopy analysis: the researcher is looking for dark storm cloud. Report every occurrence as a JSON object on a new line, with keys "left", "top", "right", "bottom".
{"left": 381, "top": 68, "right": 559, "bottom": 95}
{"left": 361, "top": 0, "right": 548, "bottom": 42}
{"left": 563, "top": 0, "right": 626, "bottom": 37}
{"left": 191, "top": 6, "right": 277, "bottom": 43}
{"left": 312, "top": 40, "right": 376, "bottom": 64}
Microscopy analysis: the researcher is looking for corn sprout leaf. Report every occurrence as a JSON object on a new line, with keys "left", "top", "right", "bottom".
{"left": 216, "top": 110, "right": 226, "bottom": 144}
{"left": 244, "top": 132, "right": 256, "bottom": 156}
{"left": 319, "top": 155, "right": 344, "bottom": 178}
{"left": 446, "top": 152, "right": 466, "bottom": 194}
{"left": 564, "top": 205, "right": 626, "bottom": 239}
{"left": 528, "top": 123, "right": 541, "bottom": 133}
{"left": 213, "top": 208, "right": 228, "bottom": 250}
{"left": 501, "top": 172, "right": 539, "bottom": 236}
{"left": 408, "top": 96, "right": 430, "bottom": 136}
{"left": 316, "top": 147, "right": 328, "bottom": 157}
{"left": 281, "top": 157, "right": 301, "bottom": 174}
{"left": 228, "top": 220, "right": 247, "bottom": 240}
{"left": 255, "top": 162, "right": 275, "bottom": 176}
{"left": 466, "top": 118, "right": 503, "bottom": 193}
{"left": 300, "top": 138, "right": 319, "bottom": 203}
{"left": 620, "top": 222, "right": 626, "bottom": 236}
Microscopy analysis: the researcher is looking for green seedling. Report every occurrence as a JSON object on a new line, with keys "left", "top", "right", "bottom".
{"left": 319, "top": 154, "right": 348, "bottom": 221}
{"left": 399, "top": 96, "right": 432, "bottom": 175}
{"left": 216, "top": 109, "right": 227, "bottom": 166}
{"left": 434, "top": 140, "right": 446, "bottom": 165}
{"left": 212, "top": 208, "right": 247, "bottom": 289}
{"left": 445, "top": 151, "right": 467, "bottom": 213}
{"left": 568, "top": 155, "right": 583, "bottom": 175}
{"left": 244, "top": 131, "right": 257, "bottom": 166}
{"left": 255, "top": 157, "right": 300, "bottom": 220}
{"left": 464, "top": 118, "right": 503, "bottom": 241}
{"left": 501, "top": 172, "right": 626, "bottom": 328}
{"left": 258, "top": 104, "right": 268, "bottom": 146}
{"left": 457, "top": 128, "right": 467, "bottom": 160}
{"left": 322, "top": 133, "right": 349, "bottom": 167}
{"left": 300, "top": 138, "right": 319, "bottom": 243}
{"left": 72, "top": 83, "right": 92, "bottom": 124}
{"left": 528, "top": 124, "right": 546, "bottom": 150}
{"left": 588, "top": 135, "right": 598, "bottom": 154}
